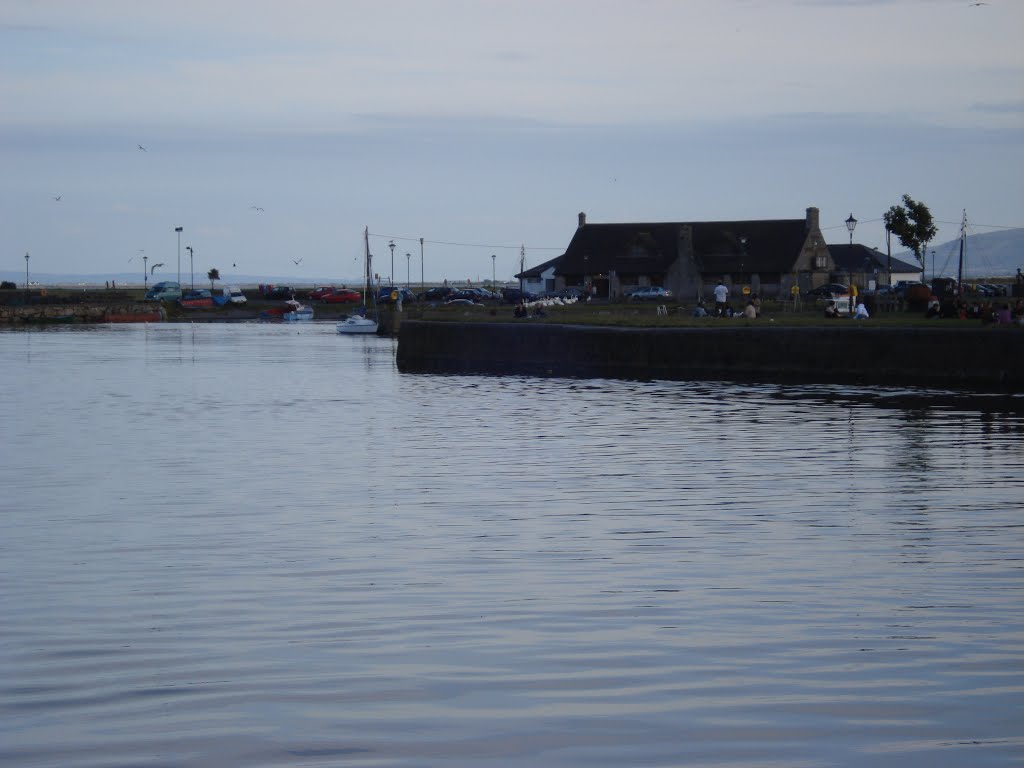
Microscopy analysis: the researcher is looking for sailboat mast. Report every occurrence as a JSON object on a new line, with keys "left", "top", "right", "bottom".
{"left": 957, "top": 210, "right": 966, "bottom": 295}
{"left": 364, "top": 226, "right": 371, "bottom": 297}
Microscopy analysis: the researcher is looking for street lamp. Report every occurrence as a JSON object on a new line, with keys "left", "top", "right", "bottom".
{"left": 406, "top": 253, "right": 411, "bottom": 288}
{"left": 143, "top": 255, "right": 148, "bottom": 289}
{"left": 175, "top": 226, "right": 183, "bottom": 284}
{"left": 388, "top": 240, "right": 395, "bottom": 286}
{"left": 519, "top": 245, "right": 525, "bottom": 294}
{"left": 846, "top": 214, "right": 858, "bottom": 309}
{"left": 186, "top": 246, "right": 194, "bottom": 290}
{"left": 845, "top": 213, "right": 857, "bottom": 246}
{"left": 492, "top": 254, "right": 496, "bottom": 287}
{"left": 419, "top": 238, "right": 425, "bottom": 292}
{"left": 24, "top": 252, "right": 29, "bottom": 289}
{"left": 738, "top": 235, "right": 748, "bottom": 288}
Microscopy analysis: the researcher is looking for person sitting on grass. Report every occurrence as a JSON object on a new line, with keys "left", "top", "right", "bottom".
{"left": 854, "top": 302, "right": 870, "bottom": 320}
{"left": 823, "top": 300, "right": 839, "bottom": 318}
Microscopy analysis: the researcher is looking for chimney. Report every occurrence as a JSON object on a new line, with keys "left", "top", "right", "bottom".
{"left": 578, "top": 211, "right": 586, "bottom": 228}
{"left": 805, "top": 207, "right": 819, "bottom": 232}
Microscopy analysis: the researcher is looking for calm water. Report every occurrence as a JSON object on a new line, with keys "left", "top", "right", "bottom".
{"left": 1, "top": 323, "right": 1022, "bottom": 767}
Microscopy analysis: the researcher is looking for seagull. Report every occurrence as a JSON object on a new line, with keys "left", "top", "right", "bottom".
{"left": 51, "top": 194, "right": 61, "bottom": 201}
{"left": 969, "top": 1, "right": 988, "bottom": 5}
{"left": 250, "top": 206, "right": 264, "bottom": 213}
{"left": 138, "top": 144, "right": 147, "bottom": 151}
{"left": 150, "top": 262, "right": 164, "bottom": 274}
{"left": 292, "top": 258, "right": 303, "bottom": 265}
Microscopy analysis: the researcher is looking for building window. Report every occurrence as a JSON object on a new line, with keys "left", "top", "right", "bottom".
{"left": 814, "top": 255, "right": 827, "bottom": 269}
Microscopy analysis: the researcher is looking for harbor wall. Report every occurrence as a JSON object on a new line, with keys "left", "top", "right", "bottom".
{"left": 396, "top": 321, "right": 1024, "bottom": 391}
{"left": 0, "top": 301, "right": 164, "bottom": 324}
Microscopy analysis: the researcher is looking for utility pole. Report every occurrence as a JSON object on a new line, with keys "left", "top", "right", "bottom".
{"left": 519, "top": 245, "right": 525, "bottom": 294}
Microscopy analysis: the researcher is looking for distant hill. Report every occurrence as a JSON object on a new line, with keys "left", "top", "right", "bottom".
{"left": 0, "top": 272, "right": 361, "bottom": 289}
{"left": 896, "top": 228, "right": 1024, "bottom": 279}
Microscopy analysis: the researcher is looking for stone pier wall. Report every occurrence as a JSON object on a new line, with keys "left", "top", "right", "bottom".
{"left": 396, "top": 321, "right": 1023, "bottom": 391}
{"left": 0, "top": 302, "right": 165, "bottom": 324}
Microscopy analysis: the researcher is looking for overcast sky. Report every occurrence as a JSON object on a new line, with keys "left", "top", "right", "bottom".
{"left": 3, "top": 0, "right": 1022, "bottom": 284}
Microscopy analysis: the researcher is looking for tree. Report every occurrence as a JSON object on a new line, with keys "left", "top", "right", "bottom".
{"left": 883, "top": 194, "right": 938, "bottom": 269}
{"left": 207, "top": 268, "right": 220, "bottom": 290}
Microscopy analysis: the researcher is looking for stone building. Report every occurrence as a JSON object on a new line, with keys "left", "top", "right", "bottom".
{"left": 551, "top": 207, "right": 835, "bottom": 301}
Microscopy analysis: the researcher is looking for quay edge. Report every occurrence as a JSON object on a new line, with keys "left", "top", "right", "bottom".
{"left": 396, "top": 320, "right": 1024, "bottom": 392}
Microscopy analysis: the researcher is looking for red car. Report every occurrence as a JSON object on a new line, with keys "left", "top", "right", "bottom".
{"left": 308, "top": 286, "right": 337, "bottom": 301}
{"left": 320, "top": 288, "right": 362, "bottom": 304}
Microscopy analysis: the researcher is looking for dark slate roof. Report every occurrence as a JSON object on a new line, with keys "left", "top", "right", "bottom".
{"left": 554, "top": 223, "right": 681, "bottom": 275}
{"left": 691, "top": 219, "right": 809, "bottom": 273}
{"left": 516, "top": 255, "right": 562, "bottom": 279}
{"left": 555, "top": 218, "right": 812, "bottom": 276}
{"left": 828, "top": 244, "right": 920, "bottom": 274}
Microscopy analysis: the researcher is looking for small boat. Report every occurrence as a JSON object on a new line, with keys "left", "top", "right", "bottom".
{"left": 336, "top": 311, "right": 378, "bottom": 334}
{"left": 337, "top": 227, "right": 379, "bottom": 335}
{"left": 282, "top": 300, "right": 314, "bottom": 322}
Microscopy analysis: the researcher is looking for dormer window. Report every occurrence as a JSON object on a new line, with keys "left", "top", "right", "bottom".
{"left": 627, "top": 233, "right": 657, "bottom": 259}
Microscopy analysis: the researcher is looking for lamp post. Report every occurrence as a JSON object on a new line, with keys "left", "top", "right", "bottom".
{"left": 174, "top": 226, "right": 183, "bottom": 284}
{"left": 846, "top": 214, "right": 858, "bottom": 308}
{"left": 186, "top": 246, "right": 194, "bottom": 290}
{"left": 24, "top": 252, "right": 29, "bottom": 289}
{"left": 738, "top": 235, "right": 747, "bottom": 289}
{"left": 388, "top": 240, "right": 395, "bottom": 286}
{"left": 491, "top": 254, "right": 496, "bottom": 288}
{"left": 143, "top": 255, "right": 148, "bottom": 289}
{"left": 519, "top": 245, "right": 525, "bottom": 294}
{"left": 419, "top": 237, "right": 424, "bottom": 292}
{"left": 406, "top": 253, "right": 411, "bottom": 288}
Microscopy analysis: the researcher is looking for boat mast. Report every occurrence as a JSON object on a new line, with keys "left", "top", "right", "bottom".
{"left": 957, "top": 210, "right": 966, "bottom": 296}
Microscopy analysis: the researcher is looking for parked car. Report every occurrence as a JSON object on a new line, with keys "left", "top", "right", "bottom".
{"left": 893, "top": 280, "right": 924, "bottom": 298}
{"left": 320, "top": 288, "right": 362, "bottom": 304}
{"left": 260, "top": 285, "right": 294, "bottom": 300}
{"left": 144, "top": 281, "right": 182, "bottom": 301}
{"left": 804, "top": 283, "right": 849, "bottom": 299}
{"left": 308, "top": 286, "right": 337, "bottom": 301}
{"left": 629, "top": 286, "right": 673, "bottom": 302}
{"left": 444, "top": 298, "right": 484, "bottom": 307}
{"left": 419, "top": 286, "right": 457, "bottom": 302}
{"left": 179, "top": 289, "right": 214, "bottom": 308}
{"left": 500, "top": 287, "right": 538, "bottom": 304}
{"left": 447, "top": 288, "right": 492, "bottom": 302}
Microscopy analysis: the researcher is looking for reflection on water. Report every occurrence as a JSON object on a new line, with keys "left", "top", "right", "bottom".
{"left": 1, "top": 323, "right": 1022, "bottom": 767}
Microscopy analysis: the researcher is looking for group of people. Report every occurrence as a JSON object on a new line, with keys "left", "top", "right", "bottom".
{"left": 925, "top": 296, "right": 1024, "bottom": 324}
{"left": 694, "top": 282, "right": 761, "bottom": 319}
{"left": 823, "top": 299, "right": 870, "bottom": 319}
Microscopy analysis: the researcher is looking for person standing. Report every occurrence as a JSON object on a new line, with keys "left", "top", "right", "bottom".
{"left": 713, "top": 281, "right": 729, "bottom": 316}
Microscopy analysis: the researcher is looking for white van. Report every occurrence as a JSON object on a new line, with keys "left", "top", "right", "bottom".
{"left": 222, "top": 286, "right": 246, "bottom": 304}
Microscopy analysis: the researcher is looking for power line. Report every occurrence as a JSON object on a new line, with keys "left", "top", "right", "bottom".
{"left": 369, "top": 231, "right": 563, "bottom": 251}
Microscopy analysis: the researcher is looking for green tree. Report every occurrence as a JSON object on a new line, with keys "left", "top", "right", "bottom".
{"left": 883, "top": 194, "right": 938, "bottom": 268}
{"left": 207, "top": 268, "right": 220, "bottom": 290}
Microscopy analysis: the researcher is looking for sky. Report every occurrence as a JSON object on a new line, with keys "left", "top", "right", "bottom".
{"left": 3, "top": 0, "right": 1022, "bottom": 285}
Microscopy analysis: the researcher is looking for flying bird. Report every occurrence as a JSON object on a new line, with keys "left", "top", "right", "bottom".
{"left": 250, "top": 206, "right": 264, "bottom": 213}
{"left": 51, "top": 194, "right": 61, "bottom": 201}
{"left": 150, "top": 262, "right": 164, "bottom": 274}
{"left": 292, "top": 258, "right": 303, "bottom": 265}
{"left": 138, "top": 144, "right": 147, "bottom": 151}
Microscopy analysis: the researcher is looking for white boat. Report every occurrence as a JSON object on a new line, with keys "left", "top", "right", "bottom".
{"left": 282, "top": 300, "right": 314, "bottom": 322}
{"left": 337, "top": 226, "right": 379, "bottom": 335}
{"left": 336, "top": 313, "right": 378, "bottom": 334}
